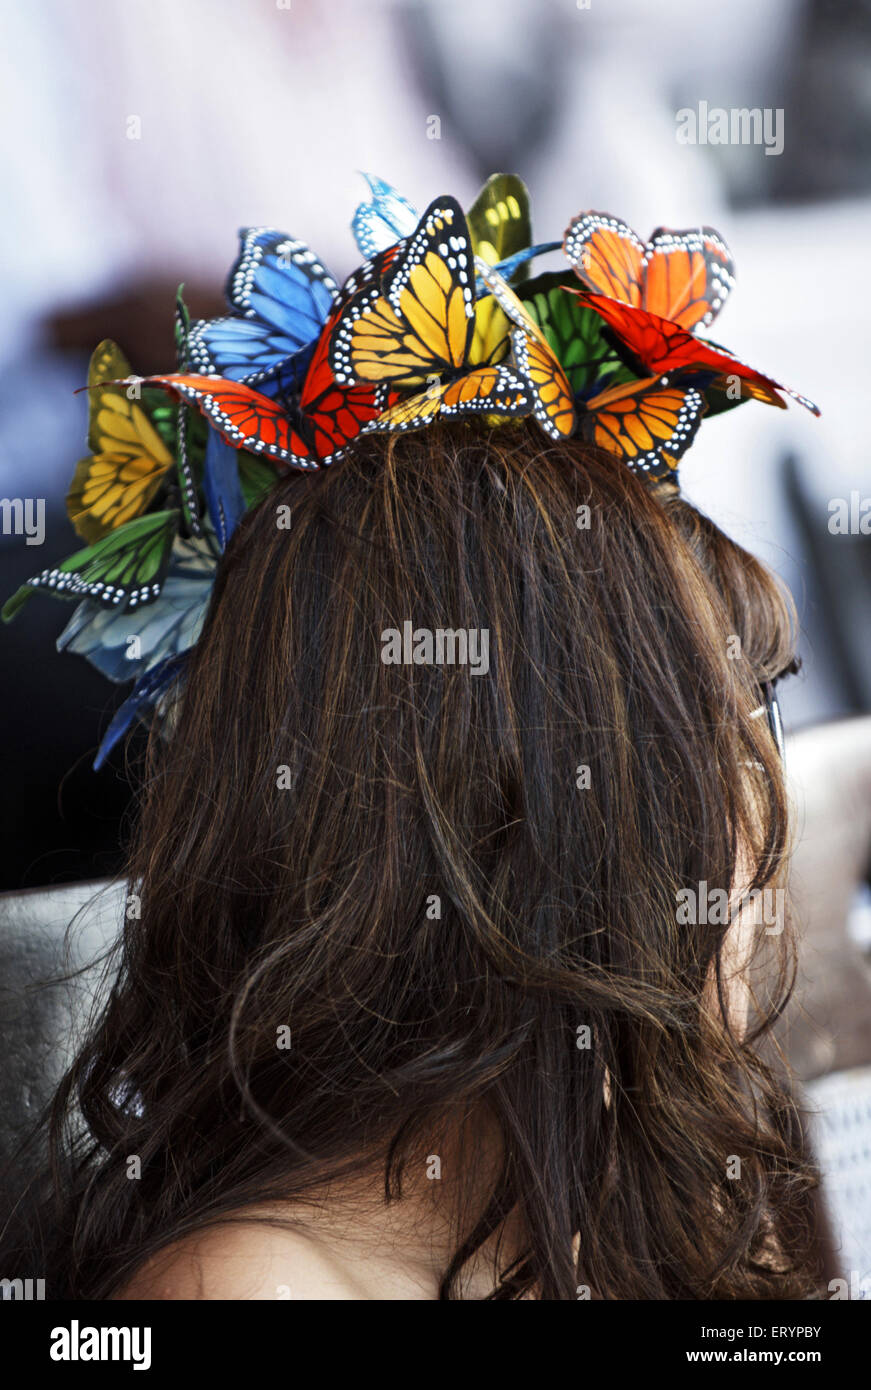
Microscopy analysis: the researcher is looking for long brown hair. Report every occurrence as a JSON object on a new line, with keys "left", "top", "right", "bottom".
{"left": 4, "top": 421, "right": 820, "bottom": 1298}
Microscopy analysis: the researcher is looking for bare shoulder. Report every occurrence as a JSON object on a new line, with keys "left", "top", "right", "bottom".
{"left": 113, "top": 1216, "right": 367, "bottom": 1301}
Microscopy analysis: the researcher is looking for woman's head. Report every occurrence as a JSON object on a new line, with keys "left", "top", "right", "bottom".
{"left": 23, "top": 422, "right": 819, "bottom": 1298}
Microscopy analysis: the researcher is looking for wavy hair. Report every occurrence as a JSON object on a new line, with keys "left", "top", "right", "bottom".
{"left": 3, "top": 421, "right": 821, "bottom": 1298}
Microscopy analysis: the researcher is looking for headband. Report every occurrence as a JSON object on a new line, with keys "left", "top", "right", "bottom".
{"left": 2, "top": 173, "right": 818, "bottom": 767}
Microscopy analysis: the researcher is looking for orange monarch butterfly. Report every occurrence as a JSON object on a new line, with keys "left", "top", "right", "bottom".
{"left": 563, "top": 211, "right": 735, "bottom": 332}
{"left": 474, "top": 258, "right": 576, "bottom": 439}
{"left": 570, "top": 289, "right": 819, "bottom": 415}
{"left": 579, "top": 375, "right": 707, "bottom": 478}
{"left": 364, "top": 364, "right": 533, "bottom": 434}
{"left": 478, "top": 262, "right": 708, "bottom": 474}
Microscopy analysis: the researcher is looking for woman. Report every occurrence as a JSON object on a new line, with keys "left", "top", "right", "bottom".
{"left": 4, "top": 421, "right": 821, "bottom": 1299}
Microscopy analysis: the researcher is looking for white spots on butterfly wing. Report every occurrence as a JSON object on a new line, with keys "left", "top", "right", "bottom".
{"left": 228, "top": 230, "right": 338, "bottom": 322}
{"left": 564, "top": 211, "right": 646, "bottom": 272}
{"left": 619, "top": 381, "right": 706, "bottom": 479}
{"left": 384, "top": 201, "right": 474, "bottom": 321}
{"left": 330, "top": 284, "right": 382, "bottom": 385}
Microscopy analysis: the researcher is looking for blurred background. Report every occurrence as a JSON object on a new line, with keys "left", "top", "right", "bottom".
{"left": 0, "top": 0, "right": 870, "bottom": 1285}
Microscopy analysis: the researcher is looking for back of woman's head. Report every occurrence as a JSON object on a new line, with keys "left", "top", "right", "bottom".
{"left": 30, "top": 421, "right": 819, "bottom": 1298}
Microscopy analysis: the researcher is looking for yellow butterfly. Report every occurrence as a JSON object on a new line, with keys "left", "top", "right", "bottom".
{"left": 330, "top": 198, "right": 475, "bottom": 389}
{"left": 66, "top": 340, "right": 174, "bottom": 544}
{"left": 468, "top": 285, "right": 511, "bottom": 369}
{"left": 330, "top": 197, "right": 533, "bottom": 434}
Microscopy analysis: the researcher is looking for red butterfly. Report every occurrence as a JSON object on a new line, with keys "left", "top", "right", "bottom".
{"left": 568, "top": 289, "right": 819, "bottom": 416}
{"left": 564, "top": 211, "right": 736, "bottom": 331}
{"left": 135, "top": 304, "right": 395, "bottom": 469}
{"left": 291, "top": 303, "right": 396, "bottom": 459}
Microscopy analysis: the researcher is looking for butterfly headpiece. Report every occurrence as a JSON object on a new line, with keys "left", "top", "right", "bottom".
{"left": 3, "top": 174, "right": 818, "bottom": 766}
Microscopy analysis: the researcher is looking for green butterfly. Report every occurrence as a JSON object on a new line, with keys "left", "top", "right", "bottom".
{"left": 2, "top": 510, "right": 180, "bottom": 620}
{"left": 237, "top": 453, "right": 277, "bottom": 509}
{"left": 467, "top": 174, "right": 552, "bottom": 368}
{"left": 467, "top": 173, "right": 533, "bottom": 275}
{"left": 517, "top": 271, "right": 636, "bottom": 397}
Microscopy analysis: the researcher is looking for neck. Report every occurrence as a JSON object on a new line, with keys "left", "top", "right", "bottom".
{"left": 266, "top": 1107, "right": 525, "bottom": 1298}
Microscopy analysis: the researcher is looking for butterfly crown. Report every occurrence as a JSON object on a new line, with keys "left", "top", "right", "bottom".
{"left": 3, "top": 173, "right": 818, "bottom": 768}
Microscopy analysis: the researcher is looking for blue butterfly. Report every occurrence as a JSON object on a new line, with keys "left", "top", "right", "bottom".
{"left": 186, "top": 229, "right": 339, "bottom": 385}
{"left": 202, "top": 428, "right": 246, "bottom": 550}
{"left": 87, "top": 429, "right": 248, "bottom": 764}
{"left": 56, "top": 531, "right": 218, "bottom": 767}
{"left": 57, "top": 535, "right": 216, "bottom": 683}
{"left": 93, "top": 651, "right": 189, "bottom": 770}
{"left": 352, "top": 173, "right": 420, "bottom": 260}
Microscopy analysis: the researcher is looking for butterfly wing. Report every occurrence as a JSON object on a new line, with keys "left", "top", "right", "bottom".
{"left": 225, "top": 229, "right": 337, "bottom": 343}
{"left": 187, "top": 316, "right": 308, "bottom": 384}
{"left": 703, "top": 375, "right": 788, "bottom": 414}
{"left": 465, "top": 174, "right": 558, "bottom": 290}
{"left": 330, "top": 197, "right": 475, "bottom": 386}
{"left": 188, "top": 230, "right": 337, "bottom": 383}
{"left": 510, "top": 329, "right": 576, "bottom": 439}
{"left": 380, "top": 196, "right": 475, "bottom": 368}
{"left": 364, "top": 364, "right": 533, "bottom": 434}
{"left": 138, "top": 374, "right": 314, "bottom": 468}
{"left": 565, "top": 212, "right": 736, "bottom": 333}
{"left": 467, "top": 173, "right": 531, "bottom": 269}
{"left": 4, "top": 510, "right": 180, "bottom": 616}
{"left": 67, "top": 342, "right": 174, "bottom": 544}
{"left": 203, "top": 428, "right": 247, "bottom": 548}
{"left": 335, "top": 240, "right": 406, "bottom": 311}
{"left": 296, "top": 305, "right": 396, "bottom": 463}
{"left": 173, "top": 289, "right": 205, "bottom": 536}
{"left": 642, "top": 226, "right": 735, "bottom": 330}
{"left": 58, "top": 534, "right": 216, "bottom": 683}
{"left": 517, "top": 273, "right": 634, "bottom": 396}
{"left": 474, "top": 259, "right": 576, "bottom": 438}
{"left": 564, "top": 212, "right": 646, "bottom": 307}
{"left": 575, "top": 291, "right": 820, "bottom": 414}
{"left": 351, "top": 173, "right": 419, "bottom": 259}
{"left": 580, "top": 376, "right": 707, "bottom": 479}
{"left": 93, "top": 650, "right": 189, "bottom": 770}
